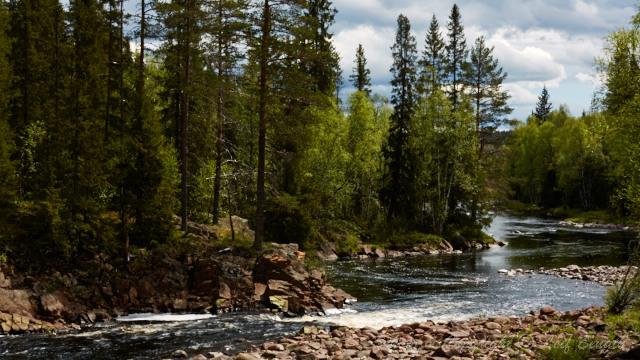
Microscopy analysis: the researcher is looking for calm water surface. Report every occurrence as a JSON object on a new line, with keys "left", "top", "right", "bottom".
{"left": 0, "top": 214, "right": 635, "bottom": 359}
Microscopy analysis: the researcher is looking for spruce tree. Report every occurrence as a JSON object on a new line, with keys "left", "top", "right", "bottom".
{"left": 349, "top": 44, "right": 372, "bottom": 95}
{"left": 465, "top": 36, "right": 512, "bottom": 155}
{"left": 535, "top": 86, "right": 552, "bottom": 123}
{"left": 445, "top": 4, "right": 468, "bottom": 107}
{"left": 305, "top": 0, "right": 340, "bottom": 96}
{"left": 253, "top": 0, "right": 271, "bottom": 250}
{"left": 419, "top": 14, "right": 446, "bottom": 96}
{"left": 0, "top": 2, "right": 16, "bottom": 208}
{"left": 381, "top": 14, "right": 418, "bottom": 223}
{"left": 202, "top": 0, "right": 249, "bottom": 225}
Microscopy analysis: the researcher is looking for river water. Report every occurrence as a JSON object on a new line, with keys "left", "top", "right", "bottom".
{"left": 0, "top": 215, "right": 636, "bottom": 359}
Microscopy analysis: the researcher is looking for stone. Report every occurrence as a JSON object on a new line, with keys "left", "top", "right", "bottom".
{"left": 343, "top": 338, "right": 359, "bottom": 349}
{"left": 0, "top": 288, "right": 36, "bottom": 317}
{"left": 263, "top": 342, "right": 285, "bottom": 351}
{"left": 485, "top": 322, "right": 501, "bottom": 330}
{"left": 40, "top": 293, "right": 67, "bottom": 318}
{"left": 448, "top": 330, "right": 471, "bottom": 338}
{"left": 171, "top": 349, "right": 188, "bottom": 358}
{"left": 189, "top": 355, "right": 208, "bottom": 360}
{"left": 433, "top": 345, "right": 460, "bottom": 357}
{"left": 235, "top": 353, "right": 259, "bottom": 360}
{"left": 172, "top": 298, "right": 188, "bottom": 311}
{"left": 540, "top": 306, "right": 556, "bottom": 315}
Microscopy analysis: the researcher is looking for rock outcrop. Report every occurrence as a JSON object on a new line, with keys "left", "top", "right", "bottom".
{"left": 0, "top": 240, "right": 354, "bottom": 335}
{"left": 498, "top": 264, "right": 638, "bottom": 286}
{"left": 253, "top": 244, "right": 354, "bottom": 315}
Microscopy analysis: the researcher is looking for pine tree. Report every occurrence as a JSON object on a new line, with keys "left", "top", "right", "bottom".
{"left": 381, "top": 14, "right": 418, "bottom": 223}
{"left": 0, "top": 2, "right": 16, "bottom": 208}
{"left": 535, "top": 86, "right": 552, "bottom": 123}
{"left": 305, "top": 0, "right": 339, "bottom": 96}
{"left": 202, "top": 0, "right": 249, "bottom": 225}
{"left": 8, "top": 0, "right": 71, "bottom": 198}
{"left": 445, "top": 4, "right": 468, "bottom": 107}
{"left": 157, "top": 0, "right": 206, "bottom": 232}
{"left": 419, "top": 14, "right": 446, "bottom": 96}
{"left": 465, "top": 36, "right": 512, "bottom": 155}
{"left": 253, "top": 0, "right": 271, "bottom": 250}
{"left": 349, "top": 44, "right": 372, "bottom": 95}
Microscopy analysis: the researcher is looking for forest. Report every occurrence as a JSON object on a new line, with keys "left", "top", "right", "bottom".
{"left": 0, "top": 0, "right": 639, "bottom": 273}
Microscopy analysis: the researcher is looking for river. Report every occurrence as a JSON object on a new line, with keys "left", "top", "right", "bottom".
{"left": 0, "top": 214, "right": 636, "bottom": 359}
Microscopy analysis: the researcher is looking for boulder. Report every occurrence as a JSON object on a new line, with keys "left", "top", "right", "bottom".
{"left": 40, "top": 292, "right": 67, "bottom": 318}
{"left": 540, "top": 306, "right": 557, "bottom": 316}
{"left": 0, "top": 288, "right": 36, "bottom": 317}
{"left": 171, "top": 349, "right": 188, "bottom": 358}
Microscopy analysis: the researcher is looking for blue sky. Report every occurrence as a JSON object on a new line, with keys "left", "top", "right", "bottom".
{"left": 331, "top": 0, "right": 637, "bottom": 119}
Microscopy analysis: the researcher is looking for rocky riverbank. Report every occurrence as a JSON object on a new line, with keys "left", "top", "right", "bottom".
{"left": 0, "top": 238, "right": 354, "bottom": 335}
{"left": 316, "top": 239, "right": 505, "bottom": 262}
{"left": 181, "top": 307, "right": 638, "bottom": 360}
{"left": 498, "top": 265, "right": 638, "bottom": 286}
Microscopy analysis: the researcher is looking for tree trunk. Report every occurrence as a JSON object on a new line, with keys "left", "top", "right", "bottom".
{"left": 254, "top": 0, "right": 271, "bottom": 251}
{"left": 212, "top": 3, "right": 224, "bottom": 225}
{"left": 137, "top": 0, "right": 145, "bottom": 115}
{"left": 180, "top": 0, "right": 192, "bottom": 232}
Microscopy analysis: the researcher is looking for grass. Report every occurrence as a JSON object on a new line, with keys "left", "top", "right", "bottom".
{"left": 539, "top": 337, "right": 617, "bottom": 360}
{"left": 605, "top": 308, "right": 640, "bottom": 334}
{"left": 564, "top": 209, "right": 625, "bottom": 226}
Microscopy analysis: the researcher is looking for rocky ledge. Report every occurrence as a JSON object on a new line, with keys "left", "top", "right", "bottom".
{"left": 183, "top": 307, "right": 638, "bottom": 360}
{"left": 0, "top": 242, "right": 354, "bottom": 335}
{"left": 317, "top": 241, "right": 506, "bottom": 262}
{"left": 498, "top": 265, "right": 638, "bottom": 286}
{"left": 559, "top": 220, "right": 632, "bottom": 231}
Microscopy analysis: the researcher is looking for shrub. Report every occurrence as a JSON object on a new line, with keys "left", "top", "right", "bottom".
{"left": 387, "top": 231, "right": 445, "bottom": 250}
{"left": 606, "top": 241, "right": 640, "bottom": 314}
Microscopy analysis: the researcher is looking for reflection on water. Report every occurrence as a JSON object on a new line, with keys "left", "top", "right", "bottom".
{"left": 0, "top": 214, "right": 635, "bottom": 359}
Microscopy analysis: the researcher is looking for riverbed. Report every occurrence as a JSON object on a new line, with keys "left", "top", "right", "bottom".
{"left": 0, "top": 215, "right": 635, "bottom": 359}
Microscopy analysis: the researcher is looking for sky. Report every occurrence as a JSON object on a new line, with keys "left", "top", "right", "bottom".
{"left": 331, "top": 0, "right": 637, "bottom": 119}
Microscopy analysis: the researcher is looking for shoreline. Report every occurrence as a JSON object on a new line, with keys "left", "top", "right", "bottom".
{"left": 183, "top": 306, "right": 638, "bottom": 360}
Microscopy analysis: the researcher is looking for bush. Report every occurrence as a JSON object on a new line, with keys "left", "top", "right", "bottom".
{"left": 387, "top": 231, "right": 445, "bottom": 250}
{"left": 607, "top": 241, "right": 640, "bottom": 314}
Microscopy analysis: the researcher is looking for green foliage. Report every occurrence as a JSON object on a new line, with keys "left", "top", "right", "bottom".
{"left": 540, "top": 338, "right": 594, "bottom": 360}
{"left": 381, "top": 14, "right": 419, "bottom": 224}
{"left": 349, "top": 44, "right": 371, "bottom": 95}
{"left": 386, "top": 231, "right": 445, "bottom": 251}
{"left": 507, "top": 110, "right": 610, "bottom": 210}
{"left": 264, "top": 194, "right": 314, "bottom": 248}
{"left": 606, "top": 243, "right": 640, "bottom": 314}
{"left": 605, "top": 308, "right": 640, "bottom": 333}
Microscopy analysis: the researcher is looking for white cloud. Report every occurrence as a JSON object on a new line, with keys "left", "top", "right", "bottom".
{"left": 334, "top": 25, "right": 395, "bottom": 86}
{"left": 487, "top": 31, "right": 567, "bottom": 84}
{"left": 504, "top": 83, "right": 539, "bottom": 107}
{"left": 575, "top": 72, "right": 602, "bottom": 86}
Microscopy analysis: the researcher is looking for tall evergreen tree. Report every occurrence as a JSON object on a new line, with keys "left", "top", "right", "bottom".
{"left": 349, "top": 44, "right": 372, "bottom": 95}
{"left": 157, "top": 0, "right": 205, "bottom": 232}
{"left": 381, "top": 14, "right": 418, "bottom": 223}
{"left": 535, "top": 86, "right": 552, "bottom": 123}
{"left": 465, "top": 36, "right": 512, "bottom": 155}
{"left": 0, "top": 1, "right": 16, "bottom": 209}
{"left": 253, "top": 0, "right": 271, "bottom": 250}
{"left": 419, "top": 14, "right": 446, "bottom": 96}
{"left": 304, "top": 0, "right": 340, "bottom": 96}
{"left": 8, "top": 0, "right": 70, "bottom": 197}
{"left": 202, "top": 0, "right": 249, "bottom": 224}
{"left": 445, "top": 4, "right": 468, "bottom": 107}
